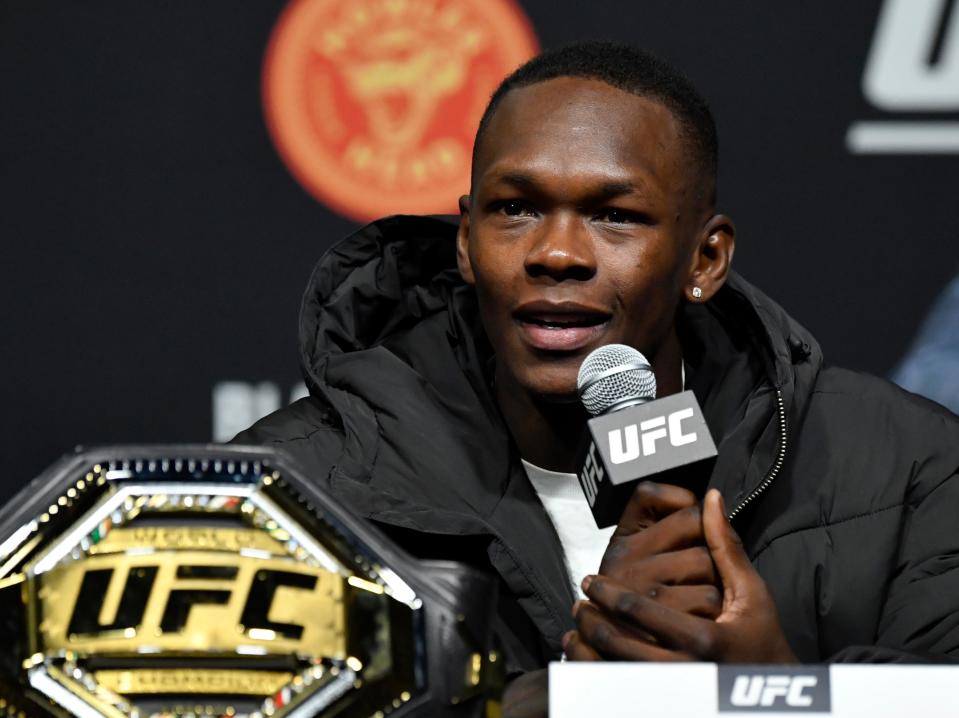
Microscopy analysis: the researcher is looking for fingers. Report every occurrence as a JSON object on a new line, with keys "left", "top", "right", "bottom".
{"left": 644, "top": 583, "right": 723, "bottom": 619}
{"left": 562, "top": 630, "right": 602, "bottom": 661}
{"left": 702, "top": 489, "right": 755, "bottom": 611}
{"left": 573, "top": 602, "right": 689, "bottom": 662}
{"left": 582, "top": 575, "right": 721, "bottom": 659}
{"left": 582, "top": 577, "right": 720, "bottom": 620}
{"left": 601, "top": 505, "right": 706, "bottom": 575}
{"left": 615, "top": 481, "right": 697, "bottom": 537}
{"left": 622, "top": 546, "right": 718, "bottom": 587}
{"left": 574, "top": 599, "right": 661, "bottom": 643}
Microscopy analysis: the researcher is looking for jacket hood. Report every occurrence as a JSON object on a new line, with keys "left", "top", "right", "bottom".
{"left": 299, "top": 215, "right": 465, "bottom": 376}
{"left": 297, "top": 214, "right": 824, "bottom": 515}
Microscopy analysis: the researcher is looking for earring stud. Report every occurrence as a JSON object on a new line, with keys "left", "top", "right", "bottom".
{"left": 692, "top": 287, "right": 703, "bottom": 299}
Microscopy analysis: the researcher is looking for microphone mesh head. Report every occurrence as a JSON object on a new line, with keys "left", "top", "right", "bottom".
{"left": 577, "top": 344, "right": 656, "bottom": 416}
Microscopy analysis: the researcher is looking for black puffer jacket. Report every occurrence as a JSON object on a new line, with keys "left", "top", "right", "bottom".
{"left": 235, "top": 215, "right": 959, "bottom": 671}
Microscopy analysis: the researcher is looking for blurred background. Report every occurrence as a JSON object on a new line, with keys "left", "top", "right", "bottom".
{"left": 2, "top": 0, "right": 958, "bottom": 497}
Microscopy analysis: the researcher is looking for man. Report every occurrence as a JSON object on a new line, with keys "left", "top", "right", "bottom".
{"left": 235, "top": 41, "right": 959, "bottom": 712}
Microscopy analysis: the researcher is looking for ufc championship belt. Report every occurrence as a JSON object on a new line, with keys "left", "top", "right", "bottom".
{"left": 0, "top": 445, "right": 501, "bottom": 717}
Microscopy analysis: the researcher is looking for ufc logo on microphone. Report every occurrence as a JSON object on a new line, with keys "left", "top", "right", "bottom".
{"left": 580, "top": 441, "right": 605, "bottom": 507}
{"left": 718, "top": 667, "right": 830, "bottom": 712}
{"left": 607, "top": 408, "right": 697, "bottom": 464}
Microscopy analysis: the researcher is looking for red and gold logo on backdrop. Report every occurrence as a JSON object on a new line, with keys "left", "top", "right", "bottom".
{"left": 262, "top": 0, "right": 539, "bottom": 222}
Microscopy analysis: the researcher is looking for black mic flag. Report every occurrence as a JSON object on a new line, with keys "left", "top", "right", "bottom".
{"left": 576, "top": 345, "right": 718, "bottom": 528}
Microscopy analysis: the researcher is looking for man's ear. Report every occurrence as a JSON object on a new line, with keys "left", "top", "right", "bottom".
{"left": 456, "top": 194, "right": 476, "bottom": 286}
{"left": 684, "top": 214, "right": 735, "bottom": 303}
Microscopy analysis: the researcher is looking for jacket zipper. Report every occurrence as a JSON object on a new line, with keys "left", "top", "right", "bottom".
{"left": 726, "top": 388, "right": 787, "bottom": 522}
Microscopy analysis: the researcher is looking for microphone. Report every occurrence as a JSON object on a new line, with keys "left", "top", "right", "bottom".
{"left": 575, "top": 344, "right": 718, "bottom": 528}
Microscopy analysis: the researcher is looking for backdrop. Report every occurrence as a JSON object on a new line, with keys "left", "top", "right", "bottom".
{"left": 3, "top": 0, "right": 958, "bottom": 498}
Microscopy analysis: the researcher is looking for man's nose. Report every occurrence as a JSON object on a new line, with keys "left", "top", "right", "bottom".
{"left": 524, "top": 214, "right": 597, "bottom": 282}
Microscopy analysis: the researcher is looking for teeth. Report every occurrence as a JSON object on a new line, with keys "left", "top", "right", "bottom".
{"left": 528, "top": 317, "right": 599, "bottom": 328}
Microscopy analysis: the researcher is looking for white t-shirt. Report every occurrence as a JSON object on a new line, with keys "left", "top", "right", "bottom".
{"left": 522, "top": 459, "right": 616, "bottom": 599}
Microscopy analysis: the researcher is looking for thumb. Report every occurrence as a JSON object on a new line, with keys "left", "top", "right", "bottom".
{"left": 703, "top": 489, "right": 755, "bottom": 609}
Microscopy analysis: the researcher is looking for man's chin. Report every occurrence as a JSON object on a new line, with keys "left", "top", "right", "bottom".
{"left": 519, "top": 375, "right": 582, "bottom": 405}
{"left": 496, "top": 356, "right": 585, "bottom": 406}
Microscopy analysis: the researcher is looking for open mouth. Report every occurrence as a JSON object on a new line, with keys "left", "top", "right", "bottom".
{"left": 514, "top": 305, "right": 611, "bottom": 351}
{"left": 519, "top": 315, "right": 609, "bottom": 329}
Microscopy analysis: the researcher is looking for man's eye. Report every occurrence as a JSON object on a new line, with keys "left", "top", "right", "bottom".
{"left": 596, "top": 208, "right": 639, "bottom": 224}
{"left": 500, "top": 201, "right": 535, "bottom": 217}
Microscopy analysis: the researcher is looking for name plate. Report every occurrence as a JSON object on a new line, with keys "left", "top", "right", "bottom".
{"left": 549, "top": 663, "right": 959, "bottom": 716}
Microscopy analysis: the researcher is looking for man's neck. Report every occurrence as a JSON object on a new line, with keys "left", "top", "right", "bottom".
{"left": 496, "top": 330, "right": 684, "bottom": 474}
{"left": 496, "top": 379, "right": 585, "bottom": 473}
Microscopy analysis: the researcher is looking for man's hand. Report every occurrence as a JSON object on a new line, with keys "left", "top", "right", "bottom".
{"left": 563, "top": 481, "right": 721, "bottom": 660}
{"left": 601, "top": 481, "right": 707, "bottom": 574}
{"left": 567, "top": 489, "right": 798, "bottom": 663}
{"left": 602, "top": 481, "right": 722, "bottom": 615}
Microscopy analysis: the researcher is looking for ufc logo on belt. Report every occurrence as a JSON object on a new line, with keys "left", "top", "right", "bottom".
{"left": 39, "top": 554, "right": 346, "bottom": 657}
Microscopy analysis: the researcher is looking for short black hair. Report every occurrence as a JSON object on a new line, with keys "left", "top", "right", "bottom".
{"left": 473, "top": 40, "right": 718, "bottom": 204}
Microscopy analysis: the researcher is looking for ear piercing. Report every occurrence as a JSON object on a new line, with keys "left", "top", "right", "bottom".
{"left": 692, "top": 287, "right": 703, "bottom": 299}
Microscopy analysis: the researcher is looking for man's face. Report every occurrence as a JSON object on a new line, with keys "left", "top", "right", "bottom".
{"left": 458, "top": 77, "right": 704, "bottom": 401}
